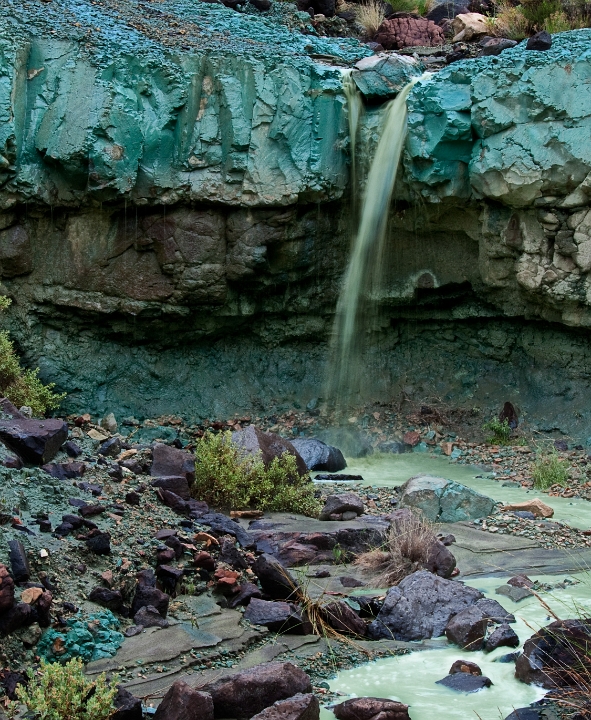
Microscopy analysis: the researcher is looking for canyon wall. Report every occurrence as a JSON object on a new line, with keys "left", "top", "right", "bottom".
{"left": 2, "top": 0, "right": 591, "bottom": 435}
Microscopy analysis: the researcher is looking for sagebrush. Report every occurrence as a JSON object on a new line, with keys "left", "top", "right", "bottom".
{"left": 0, "top": 297, "right": 64, "bottom": 415}
{"left": 12, "top": 658, "right": 118, "bottom": 720}
{"left": 193, "top": 431, "right": 320, "bottom": 517}
{"left": 355, "top": 512, "right": 437, "bottom": 586}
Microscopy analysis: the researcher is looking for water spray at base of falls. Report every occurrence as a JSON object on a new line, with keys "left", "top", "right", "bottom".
{"left": 327, "top": 72, "right": 431, "bottom": 411}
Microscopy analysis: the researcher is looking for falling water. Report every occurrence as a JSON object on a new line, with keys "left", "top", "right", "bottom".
{"left": 328, "top": 73, "right": 430, "bottom": 409}
{"left": 342, "top": 70, "right": 364, "bottom": 216}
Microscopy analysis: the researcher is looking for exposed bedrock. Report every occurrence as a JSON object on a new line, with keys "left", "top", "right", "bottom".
{"left": 2, "top": 1, "right": 591, "bottom": 431}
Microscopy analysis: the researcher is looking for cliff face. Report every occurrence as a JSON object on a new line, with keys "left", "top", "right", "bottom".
{"left": 2, "top": 0, "right": 591, "bottom": 433}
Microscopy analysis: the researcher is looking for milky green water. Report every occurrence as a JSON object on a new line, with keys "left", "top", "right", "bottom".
{"left": 326, "top": 453, "right": 591, "bottom": 530}
{"left": 322, "top": 572, "right": 591, "bottom": 720}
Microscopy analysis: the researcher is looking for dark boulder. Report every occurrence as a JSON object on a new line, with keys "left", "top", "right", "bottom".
{"left": 526, "top": 30, "right": 552, "bottom": 50}
{"left": 86, "top": 530, "right": 111, "bottom": 555}
{"left": 0, "top": 417, "right": 68, "bottom": 464}
{"left": 252, "top": 554, "right": 299, "bottom": 600}
{"left": 478, "top": 37, "right": 517, "bottom": 56}
{"left": 134, "top": 605, "right": 169, "bottom": 628}
{"left": 322, "top": 601, "right": 366, "bottom": 636}
{"left": 112, "top": 686, "right": 143, "bottom": 720}
{"left": 228, "top": 582, "right": 262, "bottom": 608}
{"left": 88, "top": 587, "right": 124, "bottom": 611}
{"left": 8, "top": 539, "right": 30, "bottom": 583}
{"left": 0, "top": 564, "right": 15, "bottom": 612}
{"left": 449, "top": 659, "right": 482, "bottom": 675}
{"left": 204, "top": 662, "right": 312, "bottom": 719}
{"left": 0, "top": 602, "right": 33, "bottom": 634}
{"left": 368, "top": 570, "right": 483, "bottom": 641}
{"left": 485, "top": 623, "right": 519, "bottom": 652}
{"left": 131, "top": 583, "right": 170, "bottom": 618}
{"left": 151, "top": 476, "right": 190, "bottom": 500}
{"left": 290, "top": 439, "right": 346, "bottom": 473}
{"left": 231, "top": 426, "right": 307, "bottom": 477}
{"left": 319, "top": 493, "right": 364, "bottom": 521}
{"left": 153, "top": 680, "right": 214, "bottom": 720}
{"left": 445, "top": 606, "right": 487, "bottom": 651}
{"left": 42, "top": 462, "right": 86, "bottom": 480}
{"left": 333, "top": 697, "right": 410, "bottom": 720}
{"left": 423, "top": 539, "right": 456, "bottom": 579}
{"left": 474, "top": 598, "right": 515, "bottom": 624}
{"left": 243, "top": 598, "right": 305, "bottom": 633}
{"left": 436, "top": 674, "right": 492, "bottom": 692}
{"left": 151, "top": 443, "right": 195, "bottom": 485}
{"left": 98, "top": 437, "right": 121, "bottom": 458}
{"left": 250, "top": 694, "right": 319, "bottom": 720}
{"left": 200, "top": 512, "right": 254, "bottom": 548}
{"left": 427, "top": 0, "right": 468, "bottom": 23}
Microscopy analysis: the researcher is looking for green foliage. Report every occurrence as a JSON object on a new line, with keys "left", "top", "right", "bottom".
{"left": 483, "top": 417, "right": 512, "bottom": 445}
{"left": 520, "top": 0, "right": 563, "bottom": 25}
{"left": 0, "top": 297, "right": 65, "bottom": 415}
{"left": 532, "top": 451, "right": 569, "bottom": 490}
{"left": 193, "top": 431, "right": 320, "bottom": 517}
{"left": 385, "top": 0, "right": 433, "bottom": 14}
{"left": 488, "top": 0, "right": 591, "bottom": 36}
{"left": 13, "top": 658, "right": 118, "bottom": 720}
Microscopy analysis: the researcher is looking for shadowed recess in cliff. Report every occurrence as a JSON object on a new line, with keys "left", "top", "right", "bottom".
{"left": 327, "top": 73, "right": 432, "bottom": 410}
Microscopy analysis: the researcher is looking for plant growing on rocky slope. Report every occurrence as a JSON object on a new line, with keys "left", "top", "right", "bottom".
{"left": 11, "top": 658, "right": 118, "bottom": 720}
{"left": 193, "top": 431, "right": 320, "bottom": 517}
{"left": 0, "top": 297, "right": 65, "bottom": 415}
{"left": 532, "top": 451, "right": 569, "bottom": 490}
{"left": 355, "top": 512, "right": 437, "bottom": 586}
{"left": 487, "top": 0, "right": 591, "bottom": 38}
{"left": 482, "top": 417, "right": 513, "bottom": 445}
{"left": 355, "top": 0, "right": 386, "bottom": 36}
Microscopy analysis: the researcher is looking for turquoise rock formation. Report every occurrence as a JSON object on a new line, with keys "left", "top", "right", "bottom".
{"left": 398, "top": 476, "right": 496, "bottom": 523}
{"left": 37, "top": 611, "right": 124, "bottom": 663}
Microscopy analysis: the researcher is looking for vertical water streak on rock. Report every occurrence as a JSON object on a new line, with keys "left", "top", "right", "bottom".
{"left": 328, "top": 73, "right": 430, "bottom": 410}
{"left": 342, "top": 70, "right": 364, "bottom": 219}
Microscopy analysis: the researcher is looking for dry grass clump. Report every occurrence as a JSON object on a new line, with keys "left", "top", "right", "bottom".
{"left": 355, "top": 512, "right": 437, "bottom": 587}
{"left": 486, "top": 0, "right": 591, "bottom": 38}
{"left": 355, "top": 0, "right": 387, "bottom": 36}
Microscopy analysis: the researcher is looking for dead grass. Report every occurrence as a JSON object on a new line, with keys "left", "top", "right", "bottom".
{"left": 355, "top": 0, "right": 386, "bottom": 36}
{"left": 355, "top": 512, "right": 437, "bottom": 587}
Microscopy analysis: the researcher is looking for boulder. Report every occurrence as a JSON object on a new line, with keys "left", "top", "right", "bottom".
{"left": 450, "top": 12, "right": 489, "bottom": 41}
{"left": 112, "top": 686, "right": 143, "bottom": 720}
{"left": 322, "top": 601, "right": 366, "bottom": 636}
{"left": 204, "top": 662, "right": 312, "bottom": 718}
{"left": 151, "top": 443, "right": 196, "bottom": 485}
{"left": 134, "top": 605, "right": 170, "bottom": 628}
{"left": 445, "top": 606, "right": 487, "bottom": 650}
{"left": 501, "top": 499, "right": 553, "bottom": 518}
{"left": 436, "top": 673, "right": 492, "bottom": 692}
{"left": 398, "top": 476, "right": 494, "bottom": 522}
{"left": 252, "top": 554, "right": 299, "bottom": 600}
{"left": 131, "top": 583, "right": 170, "bottom": 617}
{"left": 485, "top": 623, "right": 519, "bottom": 652}
{"left": 0, "top": 564, "right": 15, "bottom": 612}
{"left": 319, "top": 493, "right": 364, "bottom": 521}
{"left": 42, "top": 462, "right": 86, "bottom": 480}
{"left": 495, "top": 584, "right": 533, "bottom": 602}
{"left": 526, "top": 30, "right": 552, "bottom": 50}
{"left": 368, "top": 570, "right": 483, "bottom": 641}
{"left": 333, "top": 697, "right": 410, "bottom": 720}
{"left": 0, "top": 417, "right": 68, "bottom": 464}
{"left": 427, "top": 0, "right": 469, "bottom": 24}
{"left": 474, "top": 598, "right": 515, "bottom": 624}
{"left": 88, "top": 587, "right": 124, "bottom": 611}
{"left": 86, "top": 530, "right": 111, "bottom": 555}
{"left": 243, "top": 598, "right": 304, "bottom": 633}
{"left": 151, "top": 476, "right": 190, "bottom": 499}
{"left": 352, "top": 54, "right": 423, "bottom": 101}
{"left": 449, "top": 660, "right": 482, "bottom": 675}
{"left": 290, "top": 438, "right": 346, "bottom": 472}
{"left": 374, "top": 17, "right": 445, "bottom": 51}
{"left": 8, "top": 540, "right": 30, "bottom": 583}
{"left": 231, "top": 426, "right": 307, "bottom": 477}
{"left": 228, "top": 583, "right": 262, "bottom": 608}
{"left": 153, "top": 681, "right": 214, "bottom": 720}
{"left": 478, "top": 37, "right": 517, "bottom": 56}
{"left": 423, "top": 539, "right": 456, "bottom": 579}
{"left": 250, "top": 694, "right": 319, "bottom": 720}
{"left": 515, "top": 619, "right": 591, "bottom": 688}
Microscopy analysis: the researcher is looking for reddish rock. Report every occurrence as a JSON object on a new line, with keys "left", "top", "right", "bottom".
{"left": 204, "top": 662, "right": 312, "bottom": 719}
{"left": 323, "top": 601, "right": 366, "bottom": 636}
{"left": 151, "top": 443, "right": 195, "bottom": 485}
{"left": 0, "top": 564, "right": 15, "bottom": 612}
{"left": 250, "top": 694, "right": 320, "bottom": 720}
{"left": 194, "top": 550, "right": 216, "bottom": 571}
{"left": 402, "top": 431, "right": 421, "bottom": 447}
{"left": 153, "top": 681, "right": 214, "bottom": 720}
{"left": 374, "top": 17, "right": 444, "bottom": 51}
{"left": 333, "top": 697, "right": 410, "bottom": 720}
{"left": 449, "top": 659, "right": 482, "bottom": 675}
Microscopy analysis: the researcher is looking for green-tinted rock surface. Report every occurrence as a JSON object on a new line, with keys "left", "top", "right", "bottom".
{"left": 398, "top": 476, "right": 496, "bottom": 522}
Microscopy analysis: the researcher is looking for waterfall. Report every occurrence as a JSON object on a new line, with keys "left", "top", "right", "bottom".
{"left": 342, "top": 71, "right": 364, "bottom": 217}
{"left": 328, "top": 73, "right": 430, "bottom": 409}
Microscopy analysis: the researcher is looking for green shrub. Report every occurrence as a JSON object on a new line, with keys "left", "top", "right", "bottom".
{"left": 0, "top": 298, "right": 65, "bottom": 415}
{"left": 13, "top": 658, "right": 118, "bottom": 720}
{"left": 193, "top": 431, "right": 320, "bottom": 517}
{"left": 385, "top": 0, "right": 433, "bottom": 14}
{"left": 482, "top": 417, "right": 512, "bottom": 445}
{"left": 532, "top": 451, "right": 569, "bottom": 490}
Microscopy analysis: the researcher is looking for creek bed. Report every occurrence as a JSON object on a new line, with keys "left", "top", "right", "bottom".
{"left": 321, "top": 572, "right": 591, "bottom": 720}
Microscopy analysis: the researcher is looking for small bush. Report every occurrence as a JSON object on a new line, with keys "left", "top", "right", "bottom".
{"left": 0, "top": 298, "right": 65, "bottom": 415}
{"left": 193, "top": 431, "right": 320, "bottom": 517}
{"left": 355, "top": 512, "right": 436, "bottom": 586}
{"left": 532, "top": 451, "right": 569, "bottom": 490}
{"left": 483, "top": 417, "right": 513, "bottom": 445}
{"left": 13, "top": 658, "right": 118, "bottom": 720}
{"left": 385, "top": 0, "right": 433, "bottom": 14}
{"left": 356, "top": 0, "right": 386, "bottom": 36}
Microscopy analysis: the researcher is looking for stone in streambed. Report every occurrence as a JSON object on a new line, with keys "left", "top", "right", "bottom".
{"left": 449, "top": 659, "right": 482, "bottom": 675}
{"left": 485, "top": 623, "right": 519, "bottom": 652}
{"left": 436, "top": 673, "right": 492, "bottom": 692}
{"left": 445, "top": 606, "right": 487, "bottom": 650}
{"left": 398, "top": 476, "right": 494, "bottom": 523}
{"left": 495, "top": 584, "right": 533, "bottom": 603}
{"left": 252, "top": 554, "right": 299, "bottom": 600}
{"left": 153, "top": 680, "right": 214, "bottom": 720}
{"left": 333, "top": 697, "right": 410, "bottom": 720}
{"left": 474, "top": 598, "right": 515, "bottom": 624}
{"left": 243, "top": 598, "right": 305, "bottom": 633}
{"left": 322, "top": 600, "right": 366, "bottom": 636}
{"left": 501, "top": 499, "right": 553, "bottom": 518}
{"left": 250, "top": 694, "right": 319, "bottom": 720}
{"left": 290, "top": 438, "right": 346, "bottom": 472}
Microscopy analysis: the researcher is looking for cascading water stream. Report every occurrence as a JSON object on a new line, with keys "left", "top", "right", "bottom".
{"left": 328, "top": 73, "right": 430, "bottom": 410}
{"left": 342, "top": 70, "right": 364, "bottom": 219}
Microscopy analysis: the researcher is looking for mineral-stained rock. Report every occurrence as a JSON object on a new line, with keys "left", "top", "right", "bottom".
{"left": 449, "top": 659, "right": 482, "bottom": 675}
{"left": 398, "top": 476, "right": 495, "bottom": 522}
{"left": 374, "top": 17, "right": 445, "bottom": 51}
{"left": 231, "top": 426, "right": 308, "bottom": 477}
{"left": 333, "top": 696, "right": 410, "bottom": 720}
{"left": 445, "top": 606, "right": 487, "bottom": 650}
{"left": 153, "top": 681, "right": 214, "bottom": 720}
{"left": 515, "top": 619, "right": 591, "bottom": 688}
{"left": 0, "top": 417, "right": 68, "bottom": 464}
{"left": 290, "top": 438, "right": 346, "bottom": 472}
{"left": 319, "top": 493, "right": 364, "bottom": 520}
{"left": 501, "top": 499, "right": 553, "bottom": 518}
{"left": 204, "top": 663, "right": 311, "bottom": 719}
{"left": 250, "top": 694, "right": 320, "bottom": 720}
{"left": 368, "top": 570, "right": 483, "bottom": 641}
{"left": 485, "top": 623, "right": 519, "bottom": 652}
{"left": 0, "top": 564, "right": 15, "bottom": 612}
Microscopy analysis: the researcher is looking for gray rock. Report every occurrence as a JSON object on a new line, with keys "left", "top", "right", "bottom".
{"left": 398, "top": 476, "right": 495, "bottom": 523}
{"left": 333, "top": 697, "right": 410, "bottom": 720}
{"left": 485, "top": 623, "right": 519, "bottom": 652}
{"left": 252, "top": 554, "right": 299, "bottom": 600}
{"left": 243, "top": 598, "right": 304, "bottom": 633}
{"left": 153, "top": 681, "right": 213, "bottom": 720}
{"left": 250, "top": 694, "right": 319, "bottom": 720}
{"left": 445, "top": 606, "right": 487, "bottom": 650}
{"left": 151, "top": 443, "right": 195, "bottom": 485}
{"left": 495, "top": 584, "right": 534, "bottom": 602}
{"left": 436, "top": 674, "right": 492, "bottom": 692}
{"left": 478, "top": 37, "right": 517, "bottom": 56}
{"left": 474, "top": 598, "right": 515, "bottom": 624}
{"left": 319, "top": 493, "right": 364, "bottom": 521}
{"left": 134, "top": 605, "right": 170, "bottom": 628}
{"left": 368, "top": 570, "right": 483, "bottom": 641}
{"left": 231, "top": 426, "right": 307, "bottom": 477}
{"left": 290, "top": 438, "right": 346, "bottom": 472}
